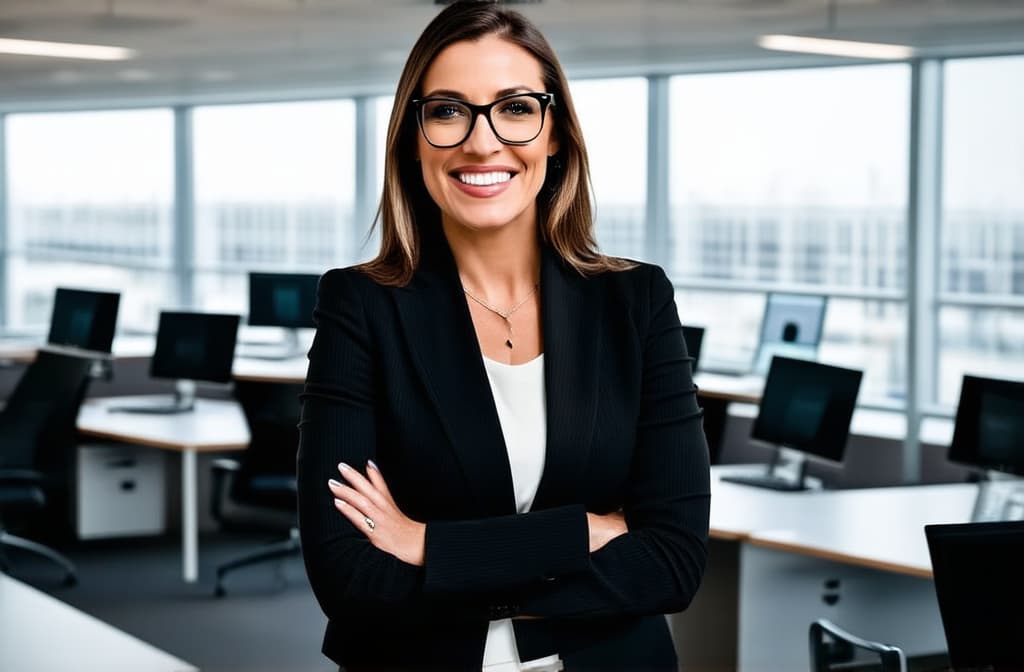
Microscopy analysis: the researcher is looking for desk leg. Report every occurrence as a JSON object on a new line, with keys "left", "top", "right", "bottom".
{"left": 182, "top": 449, "right": 198, "bottom": 583}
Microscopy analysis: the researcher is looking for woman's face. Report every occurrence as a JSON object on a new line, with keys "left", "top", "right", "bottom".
{"left": 416, "top": 34, "right": 558, "bottom": 236}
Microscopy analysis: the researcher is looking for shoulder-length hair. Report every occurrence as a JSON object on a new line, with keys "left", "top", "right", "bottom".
{"left": 360, "top": 0, "right": 633, "bottom": 286}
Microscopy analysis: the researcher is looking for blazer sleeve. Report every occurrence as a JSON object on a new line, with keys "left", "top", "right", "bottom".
{"left": 296, "top": 269, "right": 481, "bottom": 623}
{"left": 513, "top": 265, "right": 711, "bottom": 618}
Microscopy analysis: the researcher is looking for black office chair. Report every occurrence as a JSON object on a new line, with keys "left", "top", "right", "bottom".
{"left": 211, "top": 380, "right": 302, "bottom": 597}
{"left": 809, "top": 619, "right": 907, "bottom": 672}
{"left": 0, "top": 349, "right": 96, "bottom": 586}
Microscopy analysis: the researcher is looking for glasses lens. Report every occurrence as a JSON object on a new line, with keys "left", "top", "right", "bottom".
{"left": 420, "top": 99, "right": 472, "bottom": 147}
{"left": 490, "top": 95, "right": 545, "bottom": 143}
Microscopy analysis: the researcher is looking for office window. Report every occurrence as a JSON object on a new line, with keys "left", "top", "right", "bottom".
{"left": 571, "top": 77, "right": 647, "bottom": 261}
{"left": 668, "top": 65, "right": 910, "bottom": 403}
{"left": 939, "top": 56, "right": 1024, "bottom": 405}
{"left": 192, "top": 100, "right": 356, "bottom": 315}
{"left": 6, "top": 110, "right": 175, "bottom": 333}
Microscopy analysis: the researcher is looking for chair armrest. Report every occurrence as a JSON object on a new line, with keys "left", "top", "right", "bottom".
{"left": 0, "top": 468, "right": 46, "bottom": 485}
{"left": 210, "top": 458, "right": 241, "bottom": 524}
{"left": 212, "top": 458, "right": 241, "bottom": 474}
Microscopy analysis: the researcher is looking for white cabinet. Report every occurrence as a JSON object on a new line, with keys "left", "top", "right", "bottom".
{"left": 76, "top": 444, "right": 166, "bottom": 539}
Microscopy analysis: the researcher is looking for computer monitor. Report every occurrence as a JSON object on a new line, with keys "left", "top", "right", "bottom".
{"left": 47, "top": 287, "right": 120, "bottom": 354}
{"left": 925, "top": 521, "right": 1024, "bottom": 671}
{"left": 682, "top": 325, "right": 705, "bottom": 374}
{"left": 948, "top": 375, "right": 1024, "bottom": 478}
{"left": 751, "top": 293, "right": 827, "bottom": 375}
{"left": 109, "top": 311, "right": 240, "bottom": 414}
{"left": 245, "top": 272, "right": 319, "bottom": 359}
{"left": 721, "top": 356, "right": 863, "bottom": 491}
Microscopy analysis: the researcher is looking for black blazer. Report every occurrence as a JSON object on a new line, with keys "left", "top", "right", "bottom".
{"left": 297, "top": 233, "right": 711, "bottom": 671}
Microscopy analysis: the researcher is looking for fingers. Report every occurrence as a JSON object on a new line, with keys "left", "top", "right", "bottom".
{"left": 365, "top": 459, "right": 395, "bottom": 503}
{"left": 336, "top": 462, "right": 389, "bottom": 509}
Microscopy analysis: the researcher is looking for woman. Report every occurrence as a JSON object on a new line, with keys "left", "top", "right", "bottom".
{"left": 297, "top": 1, "right": 710, "bottom": 670}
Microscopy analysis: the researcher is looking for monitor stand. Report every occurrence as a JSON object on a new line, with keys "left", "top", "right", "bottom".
{"left": 719, "top": 445, "right": 811, "bottom": 491}
{"left": 107, "top": 380, "right": 197, "bottom": 414}
{"left": 970, "top": 471, "right": 1024, "bottom": 522}
{"left": 238, "top": 329, "right": 305, "bottom": 361}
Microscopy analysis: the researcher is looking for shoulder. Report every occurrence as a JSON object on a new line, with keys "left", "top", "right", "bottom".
{"left": 593, "top": 259, "right": 674, "bottom": 307}
{"left": 317, "top": 266, "right": 392, "bottom": 304}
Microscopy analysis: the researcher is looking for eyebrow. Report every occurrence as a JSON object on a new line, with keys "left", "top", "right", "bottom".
{"left": 421, "top": 86, "right": 537, "bottom": 100}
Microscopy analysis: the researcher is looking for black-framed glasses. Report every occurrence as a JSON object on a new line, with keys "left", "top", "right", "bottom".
{"left": 411, "top": 91, "right": 555, "bottom": 148}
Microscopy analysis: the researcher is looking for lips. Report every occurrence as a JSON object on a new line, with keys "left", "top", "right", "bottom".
{"left": 448, "top": 166, "right": 519, "bottom": 197}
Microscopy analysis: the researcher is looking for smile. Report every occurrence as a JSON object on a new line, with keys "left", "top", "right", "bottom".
{"left": 455, "top": 171, "right": 513, "bottom": 186}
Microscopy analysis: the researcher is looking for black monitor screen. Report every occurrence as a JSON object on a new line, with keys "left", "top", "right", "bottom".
{"left": 759, "top": 293, "right": 827, "bottom": 347}
{"left": 925, "top": 521, "right": 1024, "bottom": 670}
{"left": 752, "top": 356, "right": 863, "bottom": 463}
{"left": 150, "top": 312, "right": 240, "bottom": 384}
{"left": 682, "top": 325, "right": 705, "bottom": 374}
{"left": 47, "top": 287, "right": 120, "bottom": 353}
{"left": 247, "top": 272, "right": 319, "bottom": 329}
{"left": 949, "top": 375, "right": 1024, "bottom": 476}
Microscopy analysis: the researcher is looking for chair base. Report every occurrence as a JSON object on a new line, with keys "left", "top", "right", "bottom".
{"left": 0, "top": 530, "right": 77, "bottom": 586}
{"left": 214, "top": 530, "right": 300, "bottom": 597}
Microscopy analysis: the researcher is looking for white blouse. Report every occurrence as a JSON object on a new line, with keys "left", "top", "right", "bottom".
{"left": 480, "top": 355, "right": 562, "bottom": 672}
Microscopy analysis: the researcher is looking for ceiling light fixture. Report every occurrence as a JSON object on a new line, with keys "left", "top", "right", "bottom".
{"left": 758, "top": 34, "right": 914, "bottom": 60}
{"left": 0, "top": 37, "right": 136, "bottom": 61}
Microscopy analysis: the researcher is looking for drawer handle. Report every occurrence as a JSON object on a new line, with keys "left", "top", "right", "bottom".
{"left": 107, "top": 459, "right": 137, "bottom": 469}
{"left": 120, "top": 480, "right": 136, "bottom": 492}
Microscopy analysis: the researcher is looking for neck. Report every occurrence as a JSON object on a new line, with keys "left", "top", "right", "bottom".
{"left": 444, "top": 218, "right": 541, "bottom": 302}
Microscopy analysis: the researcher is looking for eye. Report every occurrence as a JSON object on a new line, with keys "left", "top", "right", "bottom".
{"left": 500, "top": 100, "right": 535, "bottom": 116}
{"left": 424, "top": 101, "right": 467, "bottom": 121}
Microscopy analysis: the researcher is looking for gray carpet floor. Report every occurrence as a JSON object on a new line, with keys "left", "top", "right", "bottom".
{"left": 6, "top": 531, "right": 335, "bottom": 672}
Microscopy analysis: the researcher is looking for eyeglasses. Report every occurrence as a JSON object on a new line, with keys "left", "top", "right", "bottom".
{"left": 410, "top": 92, "right": 555, "bottom": 149}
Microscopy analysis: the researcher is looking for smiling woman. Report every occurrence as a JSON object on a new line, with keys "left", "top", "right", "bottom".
{"left": 296, "top": 1, "right": 711, "bottom": 670}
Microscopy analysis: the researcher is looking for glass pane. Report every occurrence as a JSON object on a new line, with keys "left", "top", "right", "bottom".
{"left": 571, "top": 77, "right": 647, "bottom": 261}
{"left": 5, "top": 109, "right": 174, "bottom": 333}
{"left": 673, "top": 289, "right": 763, "bottom": 370}
{"left": 192, "top": 100, "right": 356, "bottom": 313}
{"left": 668, "top": 65, "right": 910, "bottom": 291}
{"left": 938, "top": 307, "right": 1024, "bottom": 407}
{"left": 942, "top": 56, "right": 1024, "bottom": 299}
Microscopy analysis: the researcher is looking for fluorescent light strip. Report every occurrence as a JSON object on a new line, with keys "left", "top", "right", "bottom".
{"left": 0, "top": 37, "right": 135, "bottom": 61}
{"left": 758, "top": 34, "right": 914, "bottom": 60}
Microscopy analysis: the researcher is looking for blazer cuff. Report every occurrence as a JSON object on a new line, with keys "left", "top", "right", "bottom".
{"left": 423, "top": 504, "right": 589, "bottom": 596}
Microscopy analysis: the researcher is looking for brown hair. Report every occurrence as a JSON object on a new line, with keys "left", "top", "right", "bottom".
{"left": 360, "top": 0, "right": 633, "bottom": 286}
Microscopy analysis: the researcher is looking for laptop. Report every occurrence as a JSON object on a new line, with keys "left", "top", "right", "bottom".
{"left": 924, "top": 520, "right": 1024, "bottom": 671}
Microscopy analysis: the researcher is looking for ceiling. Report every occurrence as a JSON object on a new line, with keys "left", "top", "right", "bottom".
{"left": 1, "top": 0, "right": 1024, "bottom": 110}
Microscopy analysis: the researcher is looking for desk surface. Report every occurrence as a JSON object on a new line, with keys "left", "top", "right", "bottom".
{"left": 77, "top": 396, "right": 249, "bottom": 451}
{"left": 0, "top": 573, "right": 196, "bottom": 671}
{"left": 709, "top": 466, "right": 979, "bottom": 578}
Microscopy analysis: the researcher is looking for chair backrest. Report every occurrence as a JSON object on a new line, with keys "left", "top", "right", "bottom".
{"left": 0, "top": 349, "right": 95, "bottom": 473}
{"left": 230, "top": 380, "right": 303, "bottom": 511}
{"left": 809, "top": 619, "right": 907, "bottom": 672}
{"left": 925, "top": 520, "right": 1024, "bottom": 671}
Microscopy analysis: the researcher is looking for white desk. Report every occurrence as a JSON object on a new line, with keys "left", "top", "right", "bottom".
{"left": 76, "top": 396, "right": 250, "bottom": 583}
{"left": 674, "top": 467, "right": 980, "bottom": 670}
{"left": 0, "top": 572, "right": 196, "bottom": 671}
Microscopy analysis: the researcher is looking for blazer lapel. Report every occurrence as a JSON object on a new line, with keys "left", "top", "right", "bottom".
{"left": 532, "top": 247, "right": 602, "bottom": 510}
{"left": 392, "top": 236, "right": 517, "bottom": 517}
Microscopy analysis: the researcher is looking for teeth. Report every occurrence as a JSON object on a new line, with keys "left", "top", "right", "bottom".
{"left": 457, "top": 171, "right": 512, "bottom": 186}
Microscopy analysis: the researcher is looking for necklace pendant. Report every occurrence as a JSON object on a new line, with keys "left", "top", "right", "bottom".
{"left": 505, "top": 339, "right": 513, "bottom": 349}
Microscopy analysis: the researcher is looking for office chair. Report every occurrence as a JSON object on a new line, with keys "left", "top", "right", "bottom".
{"left": 809, "top": 619, "right": 907, "bottom": 672}
{"left": 211, "top": 380, "right": 302, "bottom": 597}
{"left": 0, "top": 349, "right": 96, "bottom": 586}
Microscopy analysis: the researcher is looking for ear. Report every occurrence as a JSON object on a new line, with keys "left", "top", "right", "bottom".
{"left": 547, "top": 135, "right": 560, "bottom": 158}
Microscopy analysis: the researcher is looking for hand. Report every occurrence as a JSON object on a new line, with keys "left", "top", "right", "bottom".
{"left": 329, "top": 461, "right": 426, "bottom": 567}
{"left": 586, "top": 511, "right": 628, "bottom": 552}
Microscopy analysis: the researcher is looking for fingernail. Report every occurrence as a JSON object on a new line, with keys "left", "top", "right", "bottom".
{"left": 328, "top": 479, "right": 342, "bottom": 488}
{"left": 367, "top": 459, "right": 379, "bottom": 471}
{"left": 338, "top": 462, "right": 350, "bottom": 472}
{"left": 334, "top": 498, "right": 345, "bottom": 507}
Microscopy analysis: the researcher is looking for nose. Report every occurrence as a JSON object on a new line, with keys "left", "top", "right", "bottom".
{"left": 461, "top": 112, "right": 502, "bottom": 156}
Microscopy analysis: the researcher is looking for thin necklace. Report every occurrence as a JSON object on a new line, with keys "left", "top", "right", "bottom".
{"left": 462, "top": 282, "right": 539, "bottom": 351}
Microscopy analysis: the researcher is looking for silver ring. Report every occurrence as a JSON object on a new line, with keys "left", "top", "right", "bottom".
{"left": 363, "top": 516, "right": 376, "bottom": 531}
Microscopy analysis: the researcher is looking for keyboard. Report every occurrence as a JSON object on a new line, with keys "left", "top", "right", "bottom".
{"left": 719, "top": 473, "right": 807, "bottom": 492}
